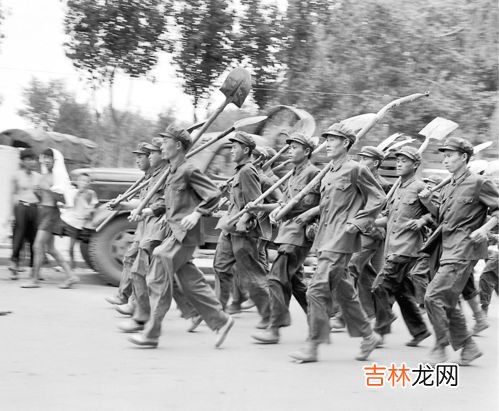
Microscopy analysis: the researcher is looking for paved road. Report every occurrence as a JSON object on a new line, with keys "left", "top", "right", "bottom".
{"left": 0, "top": 266, "right": 497, "bottom": 411}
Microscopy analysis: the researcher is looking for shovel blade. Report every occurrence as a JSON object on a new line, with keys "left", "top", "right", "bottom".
{"left": 473, "top": 141, "right": 493, "bottom": 154}
{"left": 341, "top": 113, "right": 376, "bottom": 135}
{"left": 419, "top": 117, "right": 459, "bottom": 141}
{"left": 220, "top": 68, "right": 252, "bottom": 108}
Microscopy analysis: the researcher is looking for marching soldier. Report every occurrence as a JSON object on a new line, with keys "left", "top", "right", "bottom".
{"left": 129, "top": 125, "right": 233, "bottom": 348}
{"left": 420, "top": 137, "right": 499, "bottom": 365}
{"left": 289, "top": 123, "right": 385, "bottom": 363}
{"left": 214, "top": 132, "right": 271, "bottom": 329}
{"left": 347, "top": 146, "right": 390, "bottom": 322}
{"left": 371, "top": 146, "right": 432, "bottom": 347}
{"left": 118, "top": 138, "right": 200, "bottom": 332}
{"left": 251, "top": 133, "right": 320, "bottom": 344}
{"left": 105, "top": 142, "right": 151, "bottom": 306}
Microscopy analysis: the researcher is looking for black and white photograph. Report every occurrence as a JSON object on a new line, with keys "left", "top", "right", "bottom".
{"left": 0, "top": 0, "right": 497, "bottom": 410}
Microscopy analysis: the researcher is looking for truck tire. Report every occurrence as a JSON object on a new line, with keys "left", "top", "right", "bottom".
{"left": 79, "top": 241, "right": 96, "bottom": 271}
{"left": 88, "top": 216, "right": 136, "bottom": 286}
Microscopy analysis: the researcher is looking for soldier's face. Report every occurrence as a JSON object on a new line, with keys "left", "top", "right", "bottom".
{"left": 326, "top": 136, "right": 347, "bottom": 158}
{"left": 135, "top": 154, "right": 149, "bottom": 171}
{"left": 161, "top": 137, "right": 180, "bottom": 160}
{"left": 22, "top": 157, "right": 38, "bottom": 171}
{"left": 396, "top": 155, "right": 417, "bottom": 177}
{"left": 359, "top": 156, "right": 378, "bottom": 172}
{"left": 289, "top": 142, "right": 307, "bottom": 164}
{"left": 231, "top": 142, "right": 247, "bottom": 163}
{"left": 148, "top": 150, "right": 162, "bottom": 167}
{"left": 442, "top": 150, "right": 467, "bottom": 174}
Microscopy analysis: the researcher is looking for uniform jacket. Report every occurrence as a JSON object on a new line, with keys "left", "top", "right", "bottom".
{"left": 313, "top": 157, "right": 385, "bottom": 254}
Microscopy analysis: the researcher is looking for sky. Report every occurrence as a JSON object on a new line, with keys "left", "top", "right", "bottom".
{"left": 0, "top": 0, "right": 210, "bottom": 131}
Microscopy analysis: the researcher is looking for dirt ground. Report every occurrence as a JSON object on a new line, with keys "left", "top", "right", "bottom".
{"left": 0, "top": 267, "right": 497, "bottom": 411}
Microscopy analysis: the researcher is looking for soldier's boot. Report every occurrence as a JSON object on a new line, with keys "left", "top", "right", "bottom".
{"left": 187, "top": 314, "right": 203, "bottom": 333}
{"left": 425, "top": 344, "right": 449, "bottom": 365}
{"left": 329, "top": 313, "right": 346, "bottom": 332}
{"left": 290, "top": 342, "right": 319, "bottom": 363}
{"left": 467, "top": 296, "right": 489, "bottom": 335}
{"left": 252, "top": 327, "right": 280, "bottom": 344}
{"left": 356, "top": 332, "right": 382, "bottom": 361}
{"left": 458, "top": 338, "right": 482, "bottom": 366}
{"left": 117, "top": 319, "right": 144, "bottom": 333}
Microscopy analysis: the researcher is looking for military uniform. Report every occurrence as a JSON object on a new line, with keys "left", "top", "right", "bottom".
{"left": 424, "top": 138, "right": 498, "bottom": 362}
{"left": 213, "top": 132, "right": 270, "bottom": 324}
{"left": 372, "top": 147, "right": 431, "bottom": 342}
{"left": 299, "top": 123, "right": 385, "bottom": 360}
{"left": 111, "top": 143, "right": 152, "bottom": 304}
{"left": 348, "top": 146, "right": 390, "bottom": 320}
{"left": 135, "top": 127, "right": 230, "bottom": 344}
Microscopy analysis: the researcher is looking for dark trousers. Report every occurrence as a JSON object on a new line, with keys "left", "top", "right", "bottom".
{"left": 373, "top": 255, "right": 428, "bottom": 337}
{"left": 117, "top": 241, "right": 139, "bottom": 302}
{"left": 11, "top": 203, "right": 38, "bottom": 267}
{"left": 268, "top": 244, "right": 309, "bottom": 328}
{"left": 349, "top": 247, "right": 379, "bottom": 319}
{"left": 479, "top": 253, "right": 498, "bottom": 312}
{"left": 409, "top": 255, "right": 431, "bottom": 306}
{"left": 424, "top": 260, "right": 476, "bottom": 350}
{"left": 214, "top": 232, "right": 270, "bottom": 321}
{"left": 143, "top": 236, "right": 228, "bottom": 339}
{"left": 461, "top": 270, "right": 479, "bottom": 301}
{"left": 308, "top": 251, "right": 372, "bottom": 344}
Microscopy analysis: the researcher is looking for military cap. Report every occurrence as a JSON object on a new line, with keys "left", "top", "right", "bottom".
{"left": 132, "top": 142, "right": 152, "bottom": 155}
{"left": 286, "top": 132, "right": 317, "bottom": 150}
{"left": 143, "top": 138, "right": 162, "bottom": 152}
{"left": 358, "top": 146, "right": 385, "bottom": 161}
{"left": 438, "top": 137, "right": 473, "bottom": 156}
{"left": 20, "top": 148, "right": 36, "bottom": 160}
{"left": 229, "top": 131, "right": 256, "bottom": 150}
{"left": 322, "top": 122, "right": 356, "bottom": 145}
{"left": 159, "top": 124, "right": 192, "bottom": 150}
{"left": 395, "top": 146, "right": 421, "bottom": 162}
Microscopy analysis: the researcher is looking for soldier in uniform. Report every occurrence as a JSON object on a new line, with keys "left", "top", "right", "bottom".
{"left": 214, "top": 132, "right": 271, "bottom": 329}
{"left": 420, "top": 137, "right": 499, "bottom": 365}
{"left": 371, "top": 146, "right": 433, "bottom": 347}
{"left": 118, "top": 138, "right": 199, "bottom": 332}
{"left": 105, "top": 142, "right": 151, "bottom": 306}
{"left": 289, "top": 123, "right": 385, "bottom": 363}
{"left": 128, "top": 125, "right": 233, "bottom": 348}
{"left": 250, "top": 133, "right": 320, "bottom": 344}
{"left": 344, "top": 146, "right": 389, "bottom": 324}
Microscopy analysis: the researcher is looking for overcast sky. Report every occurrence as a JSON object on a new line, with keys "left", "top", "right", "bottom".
{"left": 0, "top": 0, "right": 212, "bottom": 130}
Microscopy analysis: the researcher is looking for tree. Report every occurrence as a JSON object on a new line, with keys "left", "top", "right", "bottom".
{"left": 167, "top": 0, "right": 234, "bottom": 120}
{"left": 64, "top": 0, "right": 169, "bottom": 164}
{"left": 18, "top": 78, "right": 69, "bottom": 130}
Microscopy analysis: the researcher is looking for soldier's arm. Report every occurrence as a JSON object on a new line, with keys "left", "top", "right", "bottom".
{"left": 189, "top": 168, "right": 222, "bottom": 216}
{"left": 350, "top": 165, "right": 386, "bottom": 232}
{"left": 470, "top": 179, "right": 499, "bottom": 242}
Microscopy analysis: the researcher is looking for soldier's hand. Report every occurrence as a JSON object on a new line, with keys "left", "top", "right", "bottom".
{"left": 294, "top": 210, "right": 312, "bottom": 226}
{"left": 245, "top": 201, "right": 261, "bottom": 213}
{"left": 106, "top": 201, "right": 118, "bottom": 210}
{"left": 142, "top": 208, "right": 153, "bottom": 217}
{"left": 217, "top": 182, "right": 228, "bottom": 192}
{"left": 418, "top": 188, "right": 432, "bottom": 200}
{"left": 345, "top": 222, "right": 360, "bottom": 234}
{"left": 470, "top": 227, "right": 488, "bottom": 244}
{"left": 269, "top": 206, "right": 282, "bottom": 224}
{"left": 181, "top": 211, "right": 202, "bottom": 231}
{"left": 405, "top": 218, "right": 425, "bottom": 231}
{"left": 128, "top": 209, "right": 143, "bottom": 222}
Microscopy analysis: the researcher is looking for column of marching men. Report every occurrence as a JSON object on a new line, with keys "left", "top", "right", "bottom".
{"left": 105, "top": 121, "right": 498, "bottom": 365}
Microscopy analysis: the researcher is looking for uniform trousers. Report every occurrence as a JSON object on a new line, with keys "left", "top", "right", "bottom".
{"left": 117, "top": 240, "right": 139, "bottom": 302}
{"left": 424, "top": 260, "right": 476, "bottom": 350}
{"left": 479, "top": 252, "right": 498, "bottom": 312}
{"left": 142, "top": 236, "right": 229, "bottom": 339}
{"left": 348, "top": 247, "right": 380, "bottom": 319}
{"left": 409, "top": 255, "right": 431, "bottom": 306}
{"left": 214, "top": 232, "right": 270, "bottom": 321}
{"left": 373, "top": 255, "right": 428, "bottom": 337}
{"left": 11, "top": 203, "right": 38, "bottom": 267}
{"left": 268, "top": 244, "right": 309, "bottom": 328}
{"left": 308, "top": 251, "right": 372, "bottom": 344}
